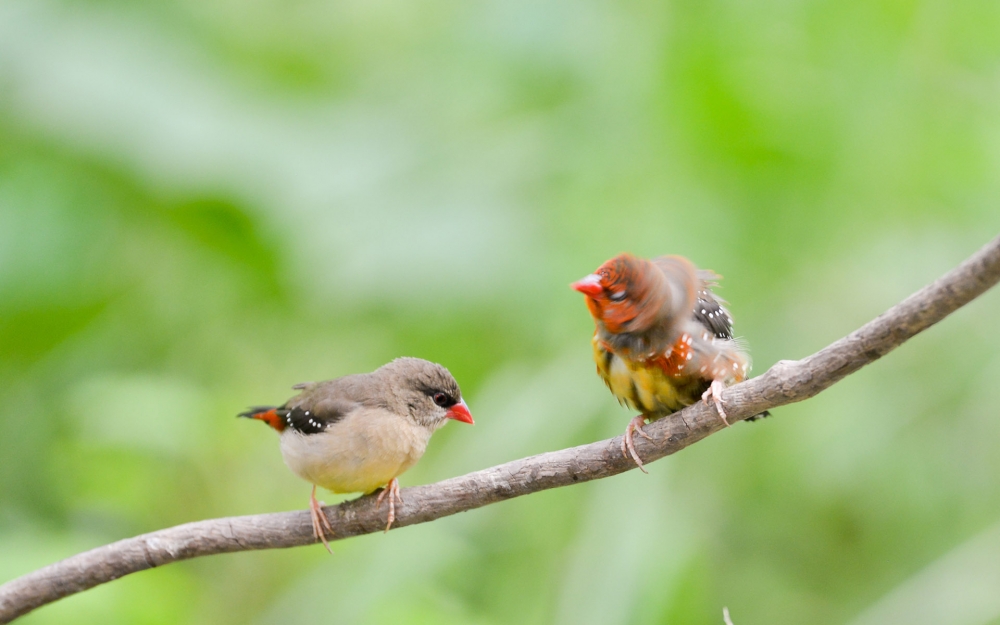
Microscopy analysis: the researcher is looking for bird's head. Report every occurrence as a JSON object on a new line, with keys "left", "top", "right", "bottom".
{"left": 571, "top": 253, "right": 670, "bottom": 335}
{"left": 380, "top": 357, "right": 474, "bottom": 430}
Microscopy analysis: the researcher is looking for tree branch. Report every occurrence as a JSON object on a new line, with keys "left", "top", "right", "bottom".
{"left": 3, "top": 233, "right": 1000, "bottom": 624}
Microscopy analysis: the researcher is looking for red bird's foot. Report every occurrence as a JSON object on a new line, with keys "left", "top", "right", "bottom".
{"left": 375, "top": 478, "right": 403, "bottom": 533}
{"left": 702, "top": 380, "right": 731, "bottom": 427}
{"left": 621, "top": 414, "right": 653, "bottom": 473}
{"left": 309, "top": 484, "right": 334, "bottom": 554}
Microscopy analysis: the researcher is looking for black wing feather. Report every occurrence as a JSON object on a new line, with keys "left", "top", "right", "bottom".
{"left": 692, "top": 289, "right": 734, "bottom": 340}
{"left": 272, "top": 407, "right": 328, "bottom": 434}
{"left": 278, "top": 396, "right": 354, "bottom": 435}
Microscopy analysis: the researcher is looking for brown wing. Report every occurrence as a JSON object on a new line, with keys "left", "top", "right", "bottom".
{"left": 274, "top": 400, "right": 352, "bottom": 434}
{"left": 278, "top": 377, "right": 368, "bottom": 435}
{"left": 240, "top": 373, "right": 368, "bottom": 435}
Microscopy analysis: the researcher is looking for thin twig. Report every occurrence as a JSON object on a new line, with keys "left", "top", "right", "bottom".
{"left": 2, "top": 234, "right": 1000, "bottom": 624}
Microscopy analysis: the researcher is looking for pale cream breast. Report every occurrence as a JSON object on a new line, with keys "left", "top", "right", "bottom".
{"left": 279, "top": 407, "right": 432, "bottom": 494}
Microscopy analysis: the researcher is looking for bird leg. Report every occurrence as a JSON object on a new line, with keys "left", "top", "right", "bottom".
{"left": 621, "top": 414, "right": 653, "bottom": 473}
{"left": 375, "top": 478, "right": 403, "bottom": 533}
{"left": 309, "top": 484, "right": 334, "bottom": 554}
{"left": 702, "top": 379, "right": 731, "bottom": 427}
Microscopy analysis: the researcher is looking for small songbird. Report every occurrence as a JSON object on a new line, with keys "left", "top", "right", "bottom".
{"left": 572, "top": 254, "right": 752, "bottom": 471}
{"left": 239, "top": 357, "right": 474, "bottom": 551}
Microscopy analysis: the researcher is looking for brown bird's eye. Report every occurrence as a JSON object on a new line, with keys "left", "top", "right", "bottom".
{"left": 433, "top": 392, "right": 450, "bottom": 407}
{"left": 608, "top": 290, "right": 626, "bottom": 302}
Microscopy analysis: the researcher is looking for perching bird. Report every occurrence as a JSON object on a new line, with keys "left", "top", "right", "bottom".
{"left": 239, "top": 357, "right": 474, "bottom": 551}
{"left": 572, "top": 253, "right": 752, "bottom": 471}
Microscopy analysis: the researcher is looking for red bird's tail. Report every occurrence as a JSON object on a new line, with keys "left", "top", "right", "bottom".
{"left": 237, "top": 406, "right": 287, "bottom": 432}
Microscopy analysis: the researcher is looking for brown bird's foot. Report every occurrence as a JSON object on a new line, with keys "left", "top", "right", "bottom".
{"left": 621, "top": 414, "right": 653, "bottom": 473}
{"left": 375, "top": 478, "right": 403, "bottom": 533}
{"left": 309, "top": 484, "right": 334, "bottom": 554}
{"left": 702, "top": 380, "right": 731, "bottom": 427}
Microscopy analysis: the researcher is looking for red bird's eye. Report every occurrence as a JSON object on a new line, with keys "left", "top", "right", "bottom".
{"left": 608, "top": 290, "right": 626, "bottom": 302}
{"left": 433, "top": 392, "right": 449, "bottom": 407}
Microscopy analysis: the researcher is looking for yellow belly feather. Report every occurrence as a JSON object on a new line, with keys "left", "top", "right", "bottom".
{"left": 592, "top": 336, "right": 703, "bottom": 418}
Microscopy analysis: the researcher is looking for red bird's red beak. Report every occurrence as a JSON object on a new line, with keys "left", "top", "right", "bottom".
{"left": 446, "top": 400, "right": 474, "bottom": 424}
{"left": 571, "top": 274, "right": 603, "bottom": 297}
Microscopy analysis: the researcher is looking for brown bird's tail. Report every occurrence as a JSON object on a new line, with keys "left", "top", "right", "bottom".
{"left": 238, "top": 406, "right": 287, "bottom": 432}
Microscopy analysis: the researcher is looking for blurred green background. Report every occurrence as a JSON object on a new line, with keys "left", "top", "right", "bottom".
{"left": 2, "top": 0, "right": 1000, "bottom": 623}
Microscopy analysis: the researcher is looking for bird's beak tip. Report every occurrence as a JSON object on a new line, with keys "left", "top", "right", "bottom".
{"left": 571, "top": 274, "right": 603, "bottom": 297}
{"left": 446, "top": 400, "right": 474, "bottom": 425}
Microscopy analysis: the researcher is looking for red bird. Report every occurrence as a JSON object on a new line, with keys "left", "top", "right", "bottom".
{"left": 572, "top": 254, "right": 752, "bottom": 470}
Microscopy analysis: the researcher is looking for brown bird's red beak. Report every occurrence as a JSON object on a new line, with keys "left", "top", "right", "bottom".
{"left": 571, "top": 273, "right": 603, "bottom": 297}
{"left": 446, "top": 399, "right": 474, "bottom": 424}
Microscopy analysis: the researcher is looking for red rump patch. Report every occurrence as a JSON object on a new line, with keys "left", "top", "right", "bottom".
{"left": 252, "top": 409, "right": 286, "bottom": 432}
{"left": 648, "top": 332, "right": 694, "bottom": 378}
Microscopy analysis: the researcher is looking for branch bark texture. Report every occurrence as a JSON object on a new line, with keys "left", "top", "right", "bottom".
{"left": 3, "top": 234, "right": 1000, "bottom": 623}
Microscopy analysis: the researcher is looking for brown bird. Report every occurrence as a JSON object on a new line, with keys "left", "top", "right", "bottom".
{"left": 239, "top": 357, "right": 474, "bottom": 551}
{"left": 572, "top": 254, "right": 753, "bottom": 470}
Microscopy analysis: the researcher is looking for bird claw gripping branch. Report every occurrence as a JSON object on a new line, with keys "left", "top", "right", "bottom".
{"left": 572, "top": 254, "right": 756, "bottom": 469}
